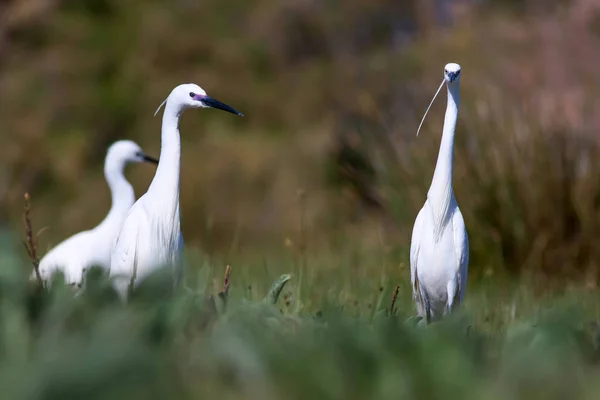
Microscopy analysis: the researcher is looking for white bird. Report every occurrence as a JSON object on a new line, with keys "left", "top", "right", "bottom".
{"left": 36, "top": 140, "right": 158, "bottom": 288}
{"left": 410, "top": 62, "right": 469, "bottom": 324}
{"left": 109, "top": 84, "right": 243, "bottom": 301}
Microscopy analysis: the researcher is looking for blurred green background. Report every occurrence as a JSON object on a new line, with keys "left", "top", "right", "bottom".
{"left": 1, "top": 0, "right": 598, "bottom": 283}
{"left": 4, "top": 0, "right": 600, "bottom": 286}
{"left": 3, "top": 1, "right": 600, "bottom": 399}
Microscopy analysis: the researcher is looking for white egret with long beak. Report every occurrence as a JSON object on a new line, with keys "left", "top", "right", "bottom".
{"left": 37, "top": 140, "right": 158, "bottom": 287}
{"left": 410, "top": 63, "right": 469, "bottom": 324}
{"left": 109, "top": 84, "right": 243, "bottom": 301}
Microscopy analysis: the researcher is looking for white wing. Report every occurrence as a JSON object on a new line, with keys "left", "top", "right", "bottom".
{"left": 451, "top": 208, "right": 469, "bottom": 303}
{"left": 38, "top": 230, "right": 96, "bottom": 285}
{"left": 110, "top": 198, "right": 184, "bottom": 300}
{"left": 173, "top": 232, "right": 184, "bottom": 286}
{"left": 109, "top": 206, "right": 146, "bottom": 300}
{"left": 410, "top": 204, "right": 426, "bottom": 315}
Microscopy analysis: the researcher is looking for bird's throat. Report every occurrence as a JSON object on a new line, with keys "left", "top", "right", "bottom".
{"left": 427, "top": 84, "right": 459, "bottom": 237}
{"left": 148, "top": 102, "right": 181, "bottom": 213}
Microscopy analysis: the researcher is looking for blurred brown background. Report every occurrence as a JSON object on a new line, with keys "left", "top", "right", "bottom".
{"left": 2, "top": 0, "right": 600, "bottom": 283}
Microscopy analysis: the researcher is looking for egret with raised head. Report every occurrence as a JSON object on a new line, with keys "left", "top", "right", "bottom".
{"left": 410, "top": 62, "right": 469, "bottom": 324}
{"left": 109, "top": 84, "right": 243, "bottom": 301}
{"left": 37, "top": 140, "right": 158, "bottom": 287}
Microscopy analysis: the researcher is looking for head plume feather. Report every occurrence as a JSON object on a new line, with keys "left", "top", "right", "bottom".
{"left": 154, "top": 97, "right": 168, "bottom": 117}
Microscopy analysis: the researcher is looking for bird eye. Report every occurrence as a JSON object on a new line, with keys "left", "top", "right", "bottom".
{"left": 189, "top": 92, "right": 195, "bottom": 98}
{"left": 444, "top": 70, "right": 448, "bottom": 74}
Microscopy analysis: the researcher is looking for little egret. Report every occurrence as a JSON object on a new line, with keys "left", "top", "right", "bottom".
{"left": 410, "top": 63, "right": 469, "bottom": 324}
{"left": 36, "top": 140, "right": 158, "bottom": 287}
{"left": 109, "top": 84, "right": 242, "bottom": 300}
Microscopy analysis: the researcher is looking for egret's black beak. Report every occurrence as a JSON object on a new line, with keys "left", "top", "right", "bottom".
{"left": 195, "top": 94, "right": 243, "bottom": 116}
{"left": 447, "top": 72, "right": 460, "bottom": 83}
{"left": 142, "top": 154, "right": 159, "bottom": 164}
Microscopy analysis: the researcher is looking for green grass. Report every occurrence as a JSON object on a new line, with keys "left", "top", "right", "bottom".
{"left": 2, "top": 242, "right": 600, "bottom": 400}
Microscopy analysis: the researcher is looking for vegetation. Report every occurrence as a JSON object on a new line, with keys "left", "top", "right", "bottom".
{"left": 0, "top": 246, "right": 599, "bottom": 399}
{"left": 1, "top": 0, "right": 598, "bottom": 280}
{"left": 2, "top": 0, "right": 600, "bottom": 398}
{"left": 5, "top": 190, "right": 600, "bottom": 399}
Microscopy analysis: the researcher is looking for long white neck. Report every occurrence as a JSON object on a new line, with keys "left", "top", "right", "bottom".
{"left": 427, "top": 82, "right": 459, "bottom": 238}
{"left": 96, "top": 158, "right": 135, "bottom": 232}
{"left": 147, "top": 99, "right": 181, "bottom": 214}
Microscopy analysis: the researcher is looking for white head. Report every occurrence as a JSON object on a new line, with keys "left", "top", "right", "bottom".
{"left": 416, "top": 62, "right": 462, "bottom": 136}
{"left": 154, "top": 83, "right": 243, "bottom": 117}
{"left": 443, "top": 63, "right": 461, "bottom": 84}
{"left": 106, "top": 140, "right": 158, "bottom": 167}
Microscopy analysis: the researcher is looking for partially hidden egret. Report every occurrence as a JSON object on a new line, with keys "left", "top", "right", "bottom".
{"left": 410, "top": 63, "right": 469, "bottom": 324}
{"left": 36, "top": 140, "right": 158, "bottom": 287}
{"left": 109, "top": 84, "right": 243, "bottom": 301}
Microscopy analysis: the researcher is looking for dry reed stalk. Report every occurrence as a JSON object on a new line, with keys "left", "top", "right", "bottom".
{"left": 390, "top": 284, "right": 400, "bottom": 315}
{"left": 222, "top": 265, "right": 231, "bottom": 295}
{"left": 23, "top": 193, "right": 43, "bottom": 286}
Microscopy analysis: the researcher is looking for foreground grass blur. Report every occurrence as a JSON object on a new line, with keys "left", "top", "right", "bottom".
{"left": 1, "top": 238, "right": 600, "bottom": 400}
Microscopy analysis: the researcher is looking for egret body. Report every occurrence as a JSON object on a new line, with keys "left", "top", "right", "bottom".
{"left": 410, "top": 63, "right": 469, "bottom": 323}
{"left": 37, "top": 140, "right": 158, "bottom": 287}
{"left": 109, "top": 84, "right": 242, "bottom": 300}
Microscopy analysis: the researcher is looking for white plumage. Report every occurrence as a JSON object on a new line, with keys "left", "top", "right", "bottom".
{"left": 36, "top": 140, "right": 158, "bottom": 287}
{"left": 410, "top": 63, "right": 469, "bottom": 323}
{"left": 109, "top": 83, "right": 243, "bottom": 301}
